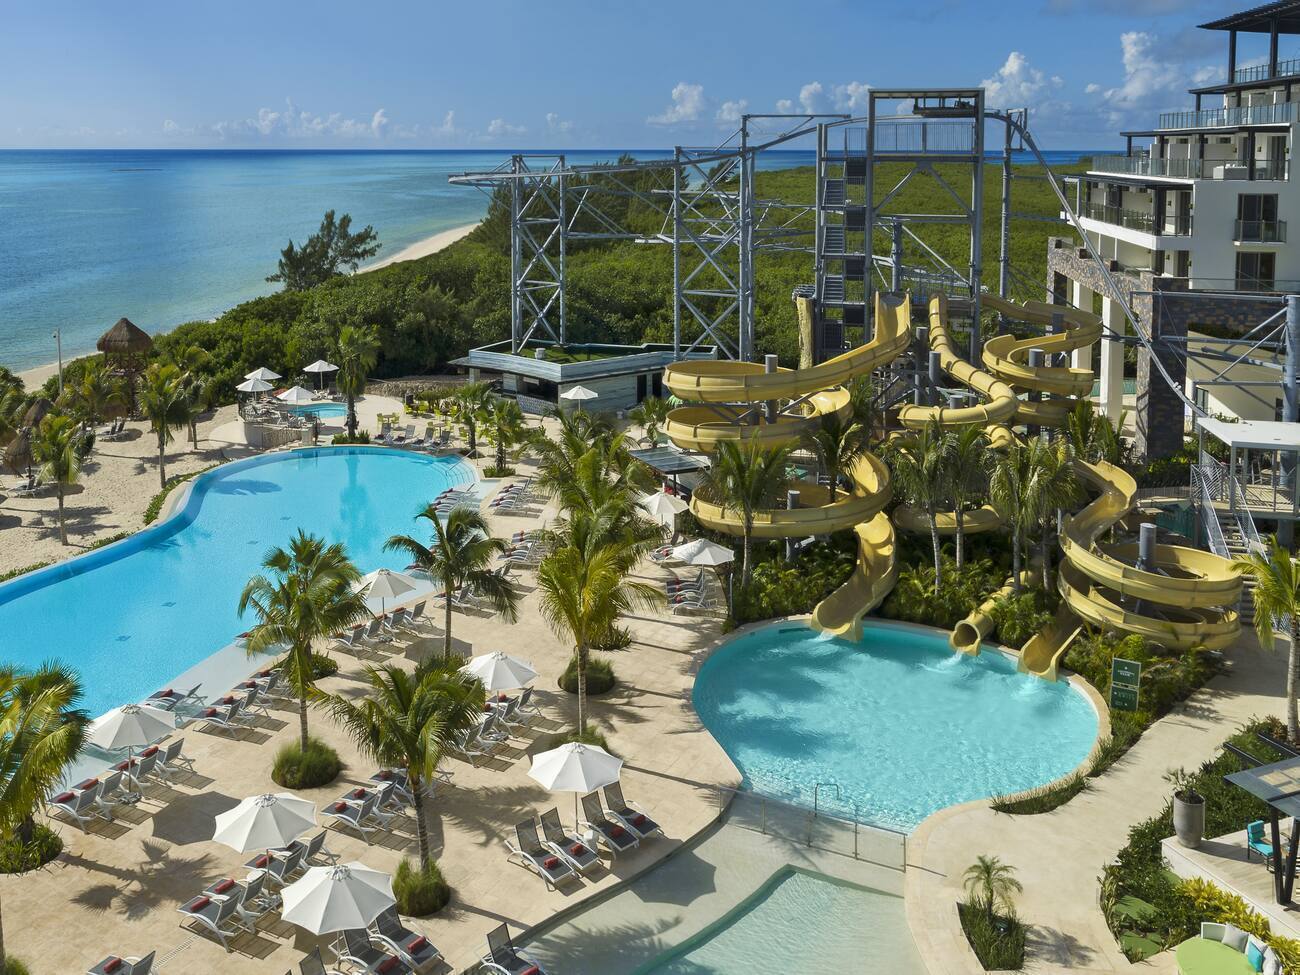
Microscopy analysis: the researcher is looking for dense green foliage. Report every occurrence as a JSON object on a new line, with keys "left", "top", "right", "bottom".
{"left": 0, "top": 825, "right": 60, "bottom": 875}
{"left": 880, "top": 553, "right": 1006, "bottom": 629}
{"left": 270, "top": 737, "right": 342, "bottom": 789}
{"left": 559, "top": 654, "right": 616, "bottom": 695}
{"left": 959, "top": 902, "right": 1027, "bottom": 971}
{"left": 989, "top": 586, "right": 1057, "bottom": 648}
{"left": 276, "top": 652, "right": 338, "bottom": 681}
{"left": 393, "top": 857, "right": 452, "bottom": 917}
{"left": 1065, "top": 631, "right": 1216, "bottom": 723}
{"left": 2, "top": 959, "right": 31, "bottom": 975}
{"left": 267, "top": 210, "right": 381, "bottom": 291}
{"left": 142, "top": 464, "right": 218, "bottom": 524}
{"left": 732, "top": 535, "right": 857, "bottom": 625}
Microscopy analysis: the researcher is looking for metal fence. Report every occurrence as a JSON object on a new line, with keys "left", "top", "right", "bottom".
{"left": 1159, "top": 102, "right": 1297, "bottom": 130}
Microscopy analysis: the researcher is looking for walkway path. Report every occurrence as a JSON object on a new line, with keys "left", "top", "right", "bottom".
{"left": 906, "top": 637, "right": 1288, "bottom": 974}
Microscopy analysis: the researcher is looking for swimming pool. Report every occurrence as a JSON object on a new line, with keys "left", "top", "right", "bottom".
{"left": 693, "top": 621, "right": 1098, "bottom": 831}
{"left": 289, "top": 402, "right": 348, "bottom": 420}
{"left": 635, "top": 868, "right": 924, "bottom": 975}
{"left": 0, "top": 447, "right": 472, "bottom": 717}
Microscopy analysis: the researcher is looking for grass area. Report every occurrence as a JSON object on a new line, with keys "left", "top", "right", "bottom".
{"left": 992, "top": 771, "right": 1089, "bottom": 815}
{"left": 959, "top": 902, "right": 1027, "bottom": 971}
{"left": 0, "top": 561, "right": 52, "bottom": 584}
{"left": 531, "top": 345, "right": 619, "bottom": 363}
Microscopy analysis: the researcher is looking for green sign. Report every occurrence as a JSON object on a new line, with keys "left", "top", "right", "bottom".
{"left": 1110, "top": 657, "right": 1142, "bottom": 712}
{"left": 1110, "top": 685, "right": 1140, "bottom": 712}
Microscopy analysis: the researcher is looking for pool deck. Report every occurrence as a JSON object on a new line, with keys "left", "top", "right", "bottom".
{"left": 904, "top": 632, "right": 1288, "bottom": 975}
{"left": 1, "top": 447, "right": 741, "bottom": 975}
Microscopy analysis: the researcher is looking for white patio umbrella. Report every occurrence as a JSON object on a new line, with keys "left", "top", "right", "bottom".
{"left": 88, "top": 703, "right": 175, "bottom": 756}
{"left": 560, "top": 385, "right": 599, "bottom": 413}
{"left": 353, "top": 567, "right": 418, "bottom": 616}
{"left": 528, "top": 742, "right": 623, "bottom": 830}
{"left": 303, "top": 359, "right": 338, "bottom": 391}
{"left": 235, "top": 377, "right": 273, "bottom": 394}
{"left": 277, "top": 385, "right": 315, "bottom": 405}
{"left": 672, "top": 538, "right": 735, "bottom": 567}
{"left": 281, "top": 863, "right": 395, "bottom": 935}
{"left": 212, "top": 793, "right": 316, "bottom": 854}
{"left": 638, "top": 491, "right": 688, "bottom": 528}
{"left": 460, "top": 651, "right": 538, "bottom": 692}
{"left": 245, "top": 366, "right": 282, "bottom": 382}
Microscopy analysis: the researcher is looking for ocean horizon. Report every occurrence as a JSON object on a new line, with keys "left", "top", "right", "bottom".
{"left": 0, "top": 147, "right": 1109, "bottom": 375}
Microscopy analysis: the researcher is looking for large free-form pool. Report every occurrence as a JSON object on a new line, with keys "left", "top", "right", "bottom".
{"left": 0, "top": 447, "right": 472, "bottom": 718}
{"left": 693, "top": 621, "right": 1099, "bottom": 831}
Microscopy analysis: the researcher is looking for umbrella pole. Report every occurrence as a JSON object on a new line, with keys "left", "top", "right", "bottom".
{"left": 575, "top": 792, "right": 581, "bottom": 835}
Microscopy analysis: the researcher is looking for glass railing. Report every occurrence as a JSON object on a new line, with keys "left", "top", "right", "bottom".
{"left": 1233, "top": 58, "right": 1300, "bottom": 84}
{"left": 1090, "top": 154, "right": 1289, "bottom": 181}
{"left": 1159, "top": 102, "right": 1297, "bottom": 129}
{"left": 1083, "top": 202, "right": 1191, "bottom": 235}
{"left": 1235, "top": 218, "right": 1288, "bottom": 242}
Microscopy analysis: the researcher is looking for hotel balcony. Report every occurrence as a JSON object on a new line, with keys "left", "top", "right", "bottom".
{"left": 1082, "top": 201, "right": 1192, "bottom": 236}
{"left": 1158, "top": 101, "right": 1297, "bottom": 130}
{"left": 1235, "top": 218, "right": 1288, "bottom": 243}
{"left": 1232, "top": 56, "right": 1300, "bottom": 85}
{"left": 1090, "top": 155, "right": 1289, "bottom": 181}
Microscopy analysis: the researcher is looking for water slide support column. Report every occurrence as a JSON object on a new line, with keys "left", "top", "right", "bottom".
{"left": 1100, "top": 297, "right": 1125, "bottom": 422}
{"left": 785, "top": 490, "right": 800, "bottom": 562}
{"left": 1028, "top": 348, "right": 1045, "bottom": 437}
{"left": 891, "top": 222, "right": 904, "bottom": 293}
{"left": 764, "top": 355, "right": 779, "bottom": 424}
{"left": 1071, "top": 281, "right": 1094, "bottom": 373}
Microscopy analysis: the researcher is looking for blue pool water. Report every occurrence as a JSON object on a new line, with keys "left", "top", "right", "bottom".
{"left": 0, "top": 447, "right": 472, "bottom": 717}
{"left": 290, "top": 402, "right": 347, "bottom": 420}
{"left": 638, "top": 869, "right": 924, "bottom": 975}
{"left": 693, "top": 622, "right": 1098, "bottom": 831}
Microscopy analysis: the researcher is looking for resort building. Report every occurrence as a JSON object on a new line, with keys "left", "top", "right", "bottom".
{"left": 1048, "top": 0, "right": 1300, "bottom": 457}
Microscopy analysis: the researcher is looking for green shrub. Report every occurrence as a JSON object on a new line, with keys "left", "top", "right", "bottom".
{"left": 991, "top": 771, "right": 1088, "bottom": 815}
{"left": 0, "top": 824, "right": 62, "bottom": 874}
{"left": 483, "top": 465, "right": 515, "bottom": 478}
{"left": 3, "top": 958, "right": 32, "bottom": 975}
{"left": 271, "top": 737, "right": 342, "bottom": 789}
{"left": 559, "top": 655, "right": 616, "bottom": 695}
{"left": 989, "top": 586, "right": 1056, "bottom": 649}
{"left": 0, "top": 562, "right": 52, "bottom": 584}
{"left": 879, "top": 555, "right": 1005, "bottom": 630}
{"left": 592, "top": 624, "right": 633, "bottom": 653}
{"left": 562, "top": 728, "right": 611, "bottom": 750}
{"left": 331, "top": 431, "right": 371, "bottom": 444}
{"left": 732, "top": 534, "right": 857, "bottom": 624}
{"left": 86, "top": 531, "right": 131, "bottom": 552}
{"left": 958, "top": 902, "right": 1026, "bottom": 970}
{"left": 393, "top": 857, "right": 451, "bottom": 917}
{"left": 143, "top": 464, "right": 218, "bottom": 524}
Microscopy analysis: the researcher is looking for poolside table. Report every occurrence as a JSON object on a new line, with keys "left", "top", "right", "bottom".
{"left": 1174, "top": 937, "right": 1255, "bottom": 975}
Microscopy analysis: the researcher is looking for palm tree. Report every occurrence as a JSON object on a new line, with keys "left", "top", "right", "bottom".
{"left": 238, "top": 531, "right": 369, "bottom": 750}
{"left": 1026, "top": 438, "right": 1078, "bottom": 591}
{"left": 1065, "top": 399, "right": 1124, "bottom": 465}
{"left": 318, "top": 659, "right": 482, "bottom": 869}
{"left": 1234, "top": 535, "right": 1300, "bottom": 741}
{"left": 536, "top": 541, "right": 660, "bottom": 735}
{"left": 629, "top": 396, "right": 672, "bottom": 448}
{"left": 0, "top": 663, "right": 89, "bottom": 970}
{"left": 335, "top": 325, "right": 380, "bottom": 439}
{"left": 453, "top": 382, "right": 493, "bottom": 454}
{"left": 989, "top": 439, "right": 1037, "bottom": 594}
{"left": 30, "top": 414, "right": 81, "bottom": 546}
{"left": 963, "top": 854, "right": 1022, "bottom": 921}
{"left": 138, "top": 363, "right": 189, "bottom": 489}
{"left": 802, "top": 410, "right": 872, "bottom": 499}
{"left": 64, "top": 360, "right": 123, "bottom": 431}
{"left": 945, "top": 425, "right": 990, "bottom": 570}
{"left": 478, "top": 398, "right": 526, "bottom": 473}
{"left": 385, "top": 506, "right": 519, "bottom": 660}
{"left": 889, "top": 420, "right": 949, "bottom": 590}
{"left": 698, "top": 439, "right": 792, "bottom": 590}
{"left": 531, "top": 410, "right": 625, "bottom": 502}
{"left": 170, "top": 344, "right": 212, "bottom": 448}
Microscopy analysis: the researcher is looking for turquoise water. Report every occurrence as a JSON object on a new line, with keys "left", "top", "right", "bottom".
{"left": 290, "top": 402, "right": 347, "bottom": 419}
{"left": 637, "top": 869, "right": 924, "bottom": 975}
{"left": 693, "top": 622, "right": 1098, "bottom": 831}
{"left": 0, "top": 447, "right": 472, "bottom": 717}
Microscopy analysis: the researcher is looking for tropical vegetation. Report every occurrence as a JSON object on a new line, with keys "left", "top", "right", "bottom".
{"left": 137, "top": 362, "right": 190, "bottom": 490}
{"left": 268, "top": 209, "right": 381, "bottom": 291}
{"left": 29, "top": 415, "right": 82, "bottom": 545}
{"left": 1233, "top": 535, "right": 1300, "bottom": 741}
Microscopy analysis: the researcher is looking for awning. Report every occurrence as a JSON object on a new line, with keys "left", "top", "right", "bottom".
{"left": 628, "top": 445, "right": 710, "bottom": 476}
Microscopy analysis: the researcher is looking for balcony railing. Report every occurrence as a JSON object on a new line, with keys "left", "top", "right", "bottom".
{"left": 1235, "top": 218, "right": 1288, "bottom": 242}
{"left": 1233, "top": 57, "right": 1300, "bottom": 85}
{"left": 1158, "top": 101, "right": 1297, "bottom": 130}
{"left": 1083, "top": 201, "right": 1191, "bottom": 235}
{"left": 1090, "top": 154, "right": 1289, "bottom": 181}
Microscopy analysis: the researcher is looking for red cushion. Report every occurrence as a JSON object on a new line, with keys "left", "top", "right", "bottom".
{"left": 332, "top": 802, "right": 348, "bottom": 813}
{"left": 221, "top": 695, "right": 236, "bottom": 705}
{"left": 113, "top": 761, "right": 132, "bottom": 772}
{"left": 542, "top": 855, "right": 560, "bottom": 870}
{"left": 239, "top": 681, "right": 256, "bottom": 689}
{"left": 610, "top": 825, "right": 626, "bottom": 838}
{"left": 75, "top": 778, "right": 99, "bottom": 791}
{"left": 203, "top": 707, "right": 218, "bottom": 717}
{"left": 103, "top": 958, "right": 123, "bottom": 973}
{"left": 633, "top": 814, "right": 646, "bottom": 827}
{"left": 569, "top": 843, "right": 587, "bottom": 856}
{"left": 161, "top": 688, "right": 175, "bottom": 697}
{"left": 520, "top": 966, "right": 541, "bottom": 975}
{"left": 352, "top": 788, "right": 367, "bottom": 799}
{"left": 187, "top": 895, "right": 211, "bottom": 912}
{"left": 497, "top": 693, "right": 509, "bottom": 702}
{"left": 254, "top": 855, "right": 270, "bottom": 868}
{"left": 257, "top": 669, "right": 273, "bottom": 677}
{"left": 213, "top": 878, "right": 235, "bottom": 894}
{"left": 408, "top": 936, "right": 428, "bottom": 952}
{"left": 51, "top": 791, "right": 75, "bottom": 804}
{"left": 141, "top": 746, "right": 159, "bottom": 758}
{"left": 377, "top": 957, "right": 400, "bottom": 974}
{"left": 483, "top": 705, "right": 492, "bottom": 713}
{"left": 376, "top": 770, "right": 393, "bottom": 781}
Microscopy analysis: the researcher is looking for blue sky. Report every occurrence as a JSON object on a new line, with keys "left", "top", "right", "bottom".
{"left": 0, "top": 0, "right": 1287, "bottom": 150}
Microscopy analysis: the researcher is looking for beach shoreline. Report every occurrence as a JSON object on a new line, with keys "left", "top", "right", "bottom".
{"left": 14, "top": 219, "right": 481, "bottom": 391}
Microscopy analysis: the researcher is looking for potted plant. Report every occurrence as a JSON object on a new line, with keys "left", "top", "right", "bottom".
{"left": 1167, "top": 767, "right": 1205, "bottom": 848}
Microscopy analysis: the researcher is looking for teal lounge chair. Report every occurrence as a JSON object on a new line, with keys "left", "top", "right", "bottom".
{"left": 1247, "top": 820, "right": 1274, "bottom": 863}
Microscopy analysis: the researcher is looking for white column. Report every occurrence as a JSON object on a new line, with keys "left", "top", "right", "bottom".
{"left": 1100, "top": 297, "right": 1125, "bottom": 421}
{"left": 1071, "top": 280, "right": 1094, "bottom": 372}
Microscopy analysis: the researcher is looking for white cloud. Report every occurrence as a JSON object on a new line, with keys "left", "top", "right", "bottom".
{"left": 797, "top": 81, "right": 828, "bottom": 114}
{"left": 1084, "top": 83, "right": 1101, "bottom": 94}
{"left": 981, "top": 52, "right": 1049, "bottom": 109}
{"left": 545, "top": 112, "right": 573, "bottom": 134}
{"left": 432, "top": 110, "right": 459, "bottom": 139}
{"left": 486, "top": 117, "right": 526, "bottom": 137}
{"left": 834, "top": 82, "right": 872, "bottom": 113}
{"left": 775, "top": 98, "right": 794, "bottom": 114}
{"left": 369, "top": 109, "right": 389, "bottom": 138}
{"left": 1103, "top": 31, "right": 1185, "bottom": 109}
{"left": 648, "top": 82, "right": 706, "bottom": 125}
{"left": 716, "top": 99, "right": 748, "bottom": 124}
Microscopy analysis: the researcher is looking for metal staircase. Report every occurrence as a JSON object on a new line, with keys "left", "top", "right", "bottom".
{"left": 1219, "top": 510, "right": 1257, "bottom": 625}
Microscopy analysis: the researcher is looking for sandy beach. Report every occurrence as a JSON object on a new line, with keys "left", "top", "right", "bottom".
{"left": 13, "top": 220, "right": 481, "bottom": 391}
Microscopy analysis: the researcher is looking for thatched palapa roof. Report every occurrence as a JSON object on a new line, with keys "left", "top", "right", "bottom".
{"left": 97, "top": 317, "right": 153, "bottom": 355}
{"left": 3, "top": 428, "right": 31, "bottom": 475}
{"left": 22, "top": 397, "right": 53, "bottom": 429}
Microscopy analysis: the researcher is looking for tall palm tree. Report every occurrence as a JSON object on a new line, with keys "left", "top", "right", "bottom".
{"left": 30, "top": 414, "right": 81, "bottom": 546}
{"left": 478, "top": 398, "right": 526, "bottom": 473}
{"left": 989, "top": 439, "right": 1037, "bottom": 594}
{"left": 335, "top": 325, "right": 379, "bottom": 439}
{"left": 1065, "top": 399, "right": 1124, "bottom": 465}
{"left": 698, "top": 439, "right": 792, "bottom": 590}
{"left": 170, "top": 344, "right": 212, "bottom": 448}
{"left": 962, "top": 854, "right": 1022, "bottom": 921}
{"left": 536, "top": 541, "right": 660, "bottom": 735}
{"left": 318, "top": 659, "right": 482, "bottom": 869}
{"left": 138, "top": 363, "right": 189, "bottom": 489}
{"left": 1234, "top": 535, "right": 1300, "bottom": 741}
{"left": 453, "top": 382, "right": 493, "bottom": 455}
{"left": 0, "top": 663, "right": 88, "bottom": 970}
{"left": 1026, "top": 437, "right": 1078, "bottom": 591}
{"left": 945, "top": 425, "right": 991, "bottom": 570}
{"left": 531, "top": 411, "right": 626, "bottom": 503}
{"left": 802, "top": 410, "right": 872, "bottom": 499}
{"left": 238, "top": 531, "right": 369, "bottom": 750}
{"left": 629, "top": 396, "right": 672, "bottom": 448}
{"left": 889, "top": 419, "right": 949, "bottom": 590}
{"left": 385, "top": 506, "right": 519, "bottom": 660}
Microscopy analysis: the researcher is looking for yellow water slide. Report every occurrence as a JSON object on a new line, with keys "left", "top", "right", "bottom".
{"left": 662, "top": 292, "right": 914, "bottom": 637}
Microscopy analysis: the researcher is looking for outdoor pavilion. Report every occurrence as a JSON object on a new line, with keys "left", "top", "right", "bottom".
{"left": 1196, "top": 416, "right": 1300, "bottom": 546}
{"left": 1224, "top": 745, "right": 1300, "bottom": 906}
{"left": 628, "top": 444, "right": 710, "bottom": 496}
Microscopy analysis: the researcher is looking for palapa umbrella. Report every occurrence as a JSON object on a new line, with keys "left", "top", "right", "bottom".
{"left": 460, "top": 651, "right": 538, "bottom": 692}
{"left": 212, "top": 793, "right": 316, "bottom": 853}
{"left": 528, "top": 742, "right": 623, "bottom": 830}
{"left": 244, "top": 366, "right": 283, "bottom": 382}
{"left": 353, "top": 568, "right": 418, "bottom": 616}
{"left": 22, "top": 398, "right": 54, "bottom": 429}
{"left": 3, "top": 428, "right": 31, "bottom": 478}
{"left": 280, "top": 863, "right": 395, "bottom": 935}
{"left": 277, "top": 385, "right": 315, "bottom": 405}
{"left": 302, "top": 359, "right": 338, "bottom": 392}
{"left": 559, "top": 385, "right": 599, "bottom": 413}
{"left": 87, "top": 703, "right": 175, "bottom": 756}
{"left": 96, "top": 318, "right": 153, "bottom": 357}
{"left": 638, "top": 492, "right": 688, "bottom": 528}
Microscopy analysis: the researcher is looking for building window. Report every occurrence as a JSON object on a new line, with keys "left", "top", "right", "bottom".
{"left": 1235, "top": 251, "right": 1276, "bottom": 291}
{"left": 1236, "top": 194, "right": 1284, "bottom": 241}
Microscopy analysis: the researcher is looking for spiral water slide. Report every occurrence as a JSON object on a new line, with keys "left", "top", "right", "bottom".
{"left": 662, "top": 292, "right": 913, "bottom": 640}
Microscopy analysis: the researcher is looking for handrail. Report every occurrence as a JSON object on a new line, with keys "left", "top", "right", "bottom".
{"left": 1200, "top": 474, "right": 1230, "bottom": 558}
{"left": 1230, "top": 476, "right": 1266, "bottom": 554}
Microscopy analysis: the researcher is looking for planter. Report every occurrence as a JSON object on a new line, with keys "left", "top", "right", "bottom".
{"left": 1172, "top": 790, "right": 1206, "bottom": 848}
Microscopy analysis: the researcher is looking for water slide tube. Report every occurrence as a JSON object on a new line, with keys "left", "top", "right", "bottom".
{"left": 661, "top": 293, "right": 914, "bottom": 638}
{"left": 950, "top": 571, "right": 1038, "bottom": 654}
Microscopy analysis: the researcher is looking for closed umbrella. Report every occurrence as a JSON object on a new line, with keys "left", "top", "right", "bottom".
{"left": 303, "top": 359, "right": 338, "bottom": 392}
{"left": 281, "top": 863, "right": 395, "bottom": 935}
{"left": 354, "top": 568, "right": 419, "bottom": 616}
{"left": 638, "top": 492, "right": 688, "bottom": 528}
{"left": 528, "top": 742, "right": 623, "bottom": 830}
{"left": 460, "top": 651, "right": 538, "bottom": 692}
{"left": 277, "top": 385, "right": 315, "bottom": 405}
{"left": 245, "top": 367, "right": 282, "bottom": 382}
{"left": 212, "top": 793, "right": 316, "bottom": 853}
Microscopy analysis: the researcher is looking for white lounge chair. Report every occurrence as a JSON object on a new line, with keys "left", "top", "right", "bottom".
{"left": 507, "top": 820, "right": 580, "bottom": 890}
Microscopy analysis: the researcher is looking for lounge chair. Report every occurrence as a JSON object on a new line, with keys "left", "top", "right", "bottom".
{"left": 204, "top": 872, "right": 277, "bottom": 929}
{"left": 539, "top": 807, "right": 601, "bottom": 875}
{"left": 670, "top": 590, "right": 715, "bottom": 615}
{"left": 450, "top": 586, "right": 481, "bottom": 611}
{"left": 87, "top": 950, "right": 156, "bottom": 975}
{"left": 358, "top": 617, "right": 386, "bottom": 645}
{"left": 1247, "top": 820, "right": 1274, "bottom": 863}
{"left": 580, "top": 792, "right": 639, "bottom": 856}
{"left": 146, "top": 683, "right": 204, "bottom": 711}
{"left": 507, "top": 819, "right": 580, "bottom": 890}
{"left": 90, "top": 771, "right": 128, "bottom": 819}
{"left": 177, "top": 887, "right": 246, "bottom": 949}
{"left": 285, "top": 829, "right": 337, "bottom": 866}
{"left": 602, "top": 783, "right": 662, "bottom": 839}
{"left": 516, "top": 686, "right": 542, "bottom": 719}
{"left": 331, "top": 625, "right": 365, "bottom": 655}
{"left": 113, "top": 750, "right": 162, "bottom": 792}
{"left": 384, "top": 607, "right": 411, "bottom": 634}
{"left": 198, "top": 700, "right": 243, "bottom": 734}
{"left": 49, "top": 781, "right": 104, "bottom": 831}
{"left": 297, "top": 946, "right": 348, "bottom": 975}
{"left": 370, "top": 906, "right": 442, "bottom": 970}
{"left": 247, "top": 844, "right": 306, "bottom": 888}
{"left": 337, "top": 928, "right": 411, "bottom": 975}
{"left": 399, "top": 601, "right": 427, "bottom": 630}
{"left": 481, "top": 923, "right": 547, "bottom": 975}
{"left": 323, "top": 790, "right": 392, "bottom": 842}
{"left": 375, "top": 422, "right": 393, "bottom": 444}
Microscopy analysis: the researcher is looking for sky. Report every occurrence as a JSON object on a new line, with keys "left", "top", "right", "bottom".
{"left": 0, "top": 0, "right": 1290, "bottom": 151}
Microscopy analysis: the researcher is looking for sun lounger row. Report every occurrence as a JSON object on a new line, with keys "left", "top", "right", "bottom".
{"left": 49, "top": 737, "right": 197, "bottom": 831}
{"left": 331, "top": 601, "right": 430, "bottom": 654}
{"left": 375, "top": 422, "right": 453, "bottom": 451}
{"left": 447, "top": 688, "right": 540, "bottom": 766}
{"left": 96, "top": 418, "right": 129, "bottom": 441}
{"left": 489, "top": 478, "right": 536, "bottom": 512}
{"left": 322, "top": 781, "right": 402, "bottom": 842}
